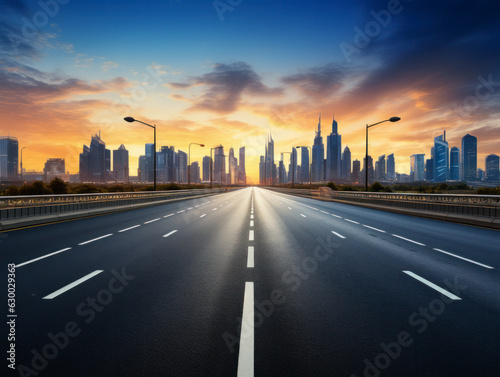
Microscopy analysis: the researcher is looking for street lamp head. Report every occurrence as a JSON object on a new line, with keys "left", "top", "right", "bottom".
{"left": 200, "top": 144, "right": 205, "bottom": 147}
{"left": 124, "top": 117, "right": 135, "bottom": 123}
{"left": 389, "top": 117, "right": 401, "bottom": 122}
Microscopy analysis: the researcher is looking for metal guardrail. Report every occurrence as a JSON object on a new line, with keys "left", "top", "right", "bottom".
{"left": 266, "top": 188, "right": 500, "bottom": 218}
{"left": 0, "top": 189, "right": 225, "bottom": 221}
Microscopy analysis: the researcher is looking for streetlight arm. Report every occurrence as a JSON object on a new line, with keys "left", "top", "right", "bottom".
{"left": 134, "top": 120, "right": 155, "bottom": 129}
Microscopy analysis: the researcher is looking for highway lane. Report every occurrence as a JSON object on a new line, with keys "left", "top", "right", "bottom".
{"left": 2, "top": 187, "right": 499, "bottom": 377}
{"left": 254, "top": 188, "right": 499, "bottom": 376}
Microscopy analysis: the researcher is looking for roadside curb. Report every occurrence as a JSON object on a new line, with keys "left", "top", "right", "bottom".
{"left": 0, "top": 193, "right": 219, "bottom": 231}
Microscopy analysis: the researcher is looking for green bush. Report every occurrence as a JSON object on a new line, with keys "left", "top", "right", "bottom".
{"left": 49, "top": 177, "right": 68, "bottom": 194}
{"left": 326, "top": 182, "right": 338, "bottom": 190}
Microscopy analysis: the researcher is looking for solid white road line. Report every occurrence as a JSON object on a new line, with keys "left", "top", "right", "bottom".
{"left": 300, "top": 214, "right": 306, "bottom": 218}
{"left": 249, "top": 230, "right": 254, "bottom": 241}
{"left": 177, "top": 210, "right": 185, "bottom": 213}
{"left": 144, "top": 218, "right": 160, "bottom": 224}
{"left": 118, "top": 225, "right": 141, "bottom": 233}
{"left": 250, "top": 220, "right": 254, "bottom": 227}
{"left": 78, "top": 234, "right": 112, "bottom": 246}
{"left": 164, "top": 213, "right": 175, "bottom": 218}
{"left": 362, "top": 225, "right": 386, "bottom": 233}
{"left": 237, "top": 282, "right": 254, "bottom": 377}
{"left": 403, "top": 271, "right": 462, "bottom": 300}
{"left": 200, "top": 214, "right": 207, "bottom": 218}
{"left": 344, "top": 219, "right": 360, "bottom": 224}
{"left": 247, "top": 246, "right": 254, "bottom": 268}
{"left": 43, "top": 270, "right": 103, "bottom": 299}
{"left": 163, "top": 230, "right": 178, "bottom": 238}
{"left": 16, "top": 248, "right": 72, "bottom": 268}
{"left": 433, "top": 248, "right": 494, "bottom": 269}
{"left": 331, "top": 214, "right": 342, "bottom": 218}
{"left": 392, "top": 234, "right": 426, "bottom": 246}
{"left": 331, "top": 231, "right": 346, "bottom": 239}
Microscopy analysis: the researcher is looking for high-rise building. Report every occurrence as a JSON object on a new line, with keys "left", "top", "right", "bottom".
{"left": 259, "top": 156, "right": 265, "bottom": 185}
{"left": 450, "top": 147, "right": 460, "bottom": 180}
{"left": 342, "top": 146, "right": 351, "bottom": 181}
{"left": 425, "top": 159, "right": 434, "bottom": 181}
{"left": 213, "top": 145, "right": 225, "bottom": 184}
{"left": 363, "top": 155, "right": 374, "bottom": 185}
{"left": 410, "top": 154, "right": 425, "bottom": 181}
{"left": 377, "top": 155, "right": 386, "bottom": 181}
{"left": 326, "top": 114, "right": 341, "bottom": 181}
{"left": 228, "top": 147, "right": 237, "bottom": 184}
{"left": 352, "top": 160, "right": 361, "bottom": 183}
{"left": 43, "top": 158, "right": 65, "bottom": 181}
{"left": 433, "top": 131, "right": 449, "bottom": 182}
{"left": 138, "top": 155, "right": 147, "bottom": 182}
{"left": 190, "top": 161, "right": 200, "bottom": 183}
{"left": 279, "top": 158, "right": 287, "bottom": 184}
{"left": 145, "top": 143, "right": 154, "bottom": 183}
{"left": 386, "top": 153, "right": 395, "bottom": 181}
{"left": 288, "top": 147, "right": 298, "bottom": 184}
{"left": 312, "top": 115, "right": 325, "bottom": 182}
{"left": 238, "top": 146, "right": 246, "bottom": 185}
{"left": 461, "top": 134, "right": 477, "bottom": 181}
{"left": 79, "top": 133, "right": 110, "bottom": 182}
{"left": 202, "top": 156, "right": 210, "bottom": 182}
{"left": 477, "top": 168, "right": 485, "bottom": 181}
{"left": 300, "top": 147, "right": 309, "bottom": 183}
{"left": 264, "top": 134, "right": 276, "bottom": 185}
{"left": 113, "top": 144, "right": 129, "bottom": 182}
{"left": 0, "top": 136, "right": 18, "bottom": 181}
{"left": 177, "top": 150, "right": 188, "bottom": 183}
{"left": 485, "top": 154, "right": 499, "bottom": 181}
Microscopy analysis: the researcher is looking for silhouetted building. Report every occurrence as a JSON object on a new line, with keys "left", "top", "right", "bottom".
{"left": 433, "top": 131, "right": 449, "bottom": 182}
{"left": 461, "top": 134, "right": 477, "bottom": 181}
{"left": 300, "top": 147, "right": 309, "bottom": 183}
{"left": 386, "top": 153, "right": 395, "bottom": 181}
{"left": 113, "top": 144, "right": 129, "bottom": 182}
{"left": 264, "top": 134, "right": 276, "bottom": 185}
{"left": 342, "top": 146, "right": 351, "bottom": 180}
{"left": 0, "top": 136, "right": 18, "bottom": 181}
{"left": 138, "top": 155, "right": 147, "bottom": 182}
{"left": 202, "top": 156, "right": 210, "bottom": 182}
{"left": 79, "top": 133, "right": 110, "bottom": 182}
{"left": 363, "top": 155, "right": 374, "bottom": 185}
{"left": 352, "top": 159, "right": 361, "bottom": 183}
{"left": 485, "top": 154, "right": 499, "bottom": 181}
{"left": 190, "top": 161, "right": 200, "bottom": 183}
{"left": 377, "top": 155, "right": 386, "bottom": 181}
{"left": 238, "top": 146, "right": 246, "bottom": 185}
{"left": 450, "top": 146, "right": 460, "bottom": 180}
{"left": 326, "top": 114, "right": 341, "bottom": 181}
{"left": 425, "top": 159, "right": 434, "bottom": 181}
{"left": 43, "top": 158, "right": 65, "bottom": 181}
{"left": 259, "top": 156, "right": 265, "bottom": 185}
{"left": 178, "top": 150, "right": 188, "bottom": 183}
{"left": 410, "top": 154, "right": 425, "bottom": 181}
{"left": 312, "top": 115, "right": 325, "bottom": 182}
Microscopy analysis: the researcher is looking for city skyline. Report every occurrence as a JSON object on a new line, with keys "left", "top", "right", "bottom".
{"left": 1, "top": 1, "right": 499, "bottom": 183}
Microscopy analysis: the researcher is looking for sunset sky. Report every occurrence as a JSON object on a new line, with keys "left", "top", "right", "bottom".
{"left": 1, "top": 0, "right": 499, "bottom": 183}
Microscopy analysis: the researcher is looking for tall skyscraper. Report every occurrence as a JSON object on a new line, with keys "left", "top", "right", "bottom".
{"left": 450, "top": 147, "right": 460, "bottom": 180}
{"left": 113, "top": 144, "right": 129, "bottom": 182}
{"left": 138, "top": 155, "right": 147, "bottom": 182}
{"left": 312, "top": 114, "right": 325, "bottom": 182}
{"left": 377, "top": 154, "right": 386, "bottom": 181}
{"left": 461, "top": 134, "right": 477, "bottom": 181}
{"left": 363, "top": 155, "right": 374, "bottom": 185}
{"left": 352, "top": 159, "right": 361, "bottom": 183}
{"left": 190, "top": 161, "right": 200, "bottom": 183}
{"left": 300, "top": 147, "right": 309, "bottom": 183}
{"left": 264, "top": 133, "right": 276, "bottom": 185}
{"left": 279, "top": 158, "right": 287, "bottom": 184}
{"left": 214, "top": 145, "right": 225, "bottom": 184}
{"left": 288, "top": 147, "right": 298, "bottom": 184}
{"left": 202, "top": 156, "right": 210, "bottom": 182}
{"left": 0, "top": 136, "right": 18, "bottom": 181}
{"left": 228, "top": 147, "right": 237, "bottom": 184}
{"left": 326, "top": 114, "right": 341, "bottom": 181}
{"left": 410, "top": 154, "right": 425, "bottom": 181}
{"left": 145, "top": 143, "right": 155, "bottom": 183}
{"left": 386, "top": 153, "right": 395, "bottom": 181}
{"left": 259, "top": 155, "right": 265, "bottom": 185}
{"left": 177, "top": 150, "right": 188, "bottom": 183}
{"left": 79, "top": 133, "right": 110, "bottom": 182}
{"left": 485, "top": 154, "right": 499, "bottom": 181}
{"left": 433, "top": 131, "right": 449, "bottom": 182}
{"left": 238, "top": 146, "right": 246, "bottom": 185}
{"left": 341, "top": 146, "right": 351, "bottom": 180}
{"left": 425, "top": 159, "right": 434, "bottom": 181}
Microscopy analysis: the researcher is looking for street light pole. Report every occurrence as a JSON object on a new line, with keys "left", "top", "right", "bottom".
{"left": 365, "top": 117, "right": 401, "bottom": 192}
{"left": 188, "top": 143, "right": 205, "bottom": 187}
{"left": 124, "top": 117, "right": 157, "bottom": 190}
{"left": 20, "top": 147, "right": 26, "bottom": 182}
